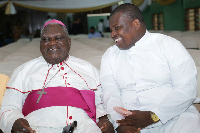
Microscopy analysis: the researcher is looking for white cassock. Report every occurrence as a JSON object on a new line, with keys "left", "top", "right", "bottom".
{"left": 0, "top": 55, "right": 106, "bottom": 133}
{"left": 100, "top": 30, "right": 200, "bottom": 133}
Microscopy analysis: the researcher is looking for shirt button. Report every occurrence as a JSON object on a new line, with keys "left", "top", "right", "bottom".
{"left": 69, "top": 116, "right": 72, "bottom": 120}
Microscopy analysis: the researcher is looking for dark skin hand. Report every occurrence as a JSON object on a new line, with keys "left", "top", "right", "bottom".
{"left": 97, "top": 115, "right": 115, "bottom": 133}
{"left": 12, "top": 118, "right": 36, "bottom": 133}
{"left": 117, "top": 110, "right": 155, "bottom": 129}
{"left": 116, "top": 126, "right": 140, "bottom": 133}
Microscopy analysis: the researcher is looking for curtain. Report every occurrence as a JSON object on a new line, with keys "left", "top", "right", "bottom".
{"left": 1, "top": 0, "right": 123, "bottom": 37}
{"left": 11, "top": 0, "right": 121, "bottom": 13}
{"left": 5, "top": 2, "right": 17, "bottom": 15}
{"left": 0, "top": 1, "right": 8, "bottom": 8}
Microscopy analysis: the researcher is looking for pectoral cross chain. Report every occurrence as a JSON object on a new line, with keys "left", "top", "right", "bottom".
{"left": 36, "top": 66, "right": 61, "bottom": 104}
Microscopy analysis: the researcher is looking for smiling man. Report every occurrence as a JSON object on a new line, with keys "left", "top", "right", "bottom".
{"left": 0, "top": 19, "right": 114, "bottom": 133}
{"left": 100, "top": 3, "right": 200, "bottom": 133}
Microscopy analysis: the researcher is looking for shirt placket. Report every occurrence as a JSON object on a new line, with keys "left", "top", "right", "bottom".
{"left": 66, "top": 106, "right": 74, "bottom": 125}
{"left": 129, "top": 49, "right": 141, "bottom": 108}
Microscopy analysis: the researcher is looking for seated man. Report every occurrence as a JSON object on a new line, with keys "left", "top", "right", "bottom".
{"left": 0, "top": 19, "right": 114, "bottom": 133}
{"left": 88, "top": 26, "right": 102, "bottom": 39}
{"left": 100, "top": 3, "right": 200, "bottom": 133}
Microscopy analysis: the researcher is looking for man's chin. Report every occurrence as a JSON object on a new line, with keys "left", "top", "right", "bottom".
{"left": 45, "top": 58, "right": 62, "bottom": 65}
{"left": 117, "top": 44, "right": 133, "bottom": 50}
{"left": 117, "top": 45, "right": 127, "bottom": 50}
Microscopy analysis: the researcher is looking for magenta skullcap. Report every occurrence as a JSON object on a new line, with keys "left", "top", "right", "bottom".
{"left": 43, "top": 19, "right": 66, "bottom": 28}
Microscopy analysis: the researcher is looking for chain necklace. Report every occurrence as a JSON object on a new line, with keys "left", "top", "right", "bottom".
{"left": 36, "top": 64, "right": 62, "bottom": 103}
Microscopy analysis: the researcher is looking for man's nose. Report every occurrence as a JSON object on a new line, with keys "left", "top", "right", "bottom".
{"left": 110, "top": 30, "right": 117, "bottom": 38}
{"left": 48, "top": 39, "right": 57, "bottom": 45}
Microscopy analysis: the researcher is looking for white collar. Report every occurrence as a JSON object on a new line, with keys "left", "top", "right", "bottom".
{"left": 129, "top": 30, "right": 149, "bottom": 53}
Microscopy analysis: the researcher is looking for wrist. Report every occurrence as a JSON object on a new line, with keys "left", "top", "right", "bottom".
{"left": 102, "top": 119, "right": 110, "bottom": 122}
{"left": 99, "top": 115, "right": 109, "bottom": 121}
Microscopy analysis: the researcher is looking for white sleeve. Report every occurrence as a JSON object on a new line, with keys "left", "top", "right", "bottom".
{"left": 0, "top": 89, "right": 26, "bottom": 132}
{"left": 88, "top": 63, "right": 108, "bottom": 120}
{"left": 0, "top": 66, "right": 28, "bottom": 132}
{"left": 151, "top": 39, "right": 197, "bottom": 126}
{"left": 100, "top": 51, "right": 124, "bottom": 129}
{"left": 95, "top": 85, "right": 108, "bottom": 120}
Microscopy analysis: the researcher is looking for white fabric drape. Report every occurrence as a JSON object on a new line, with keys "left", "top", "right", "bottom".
{"left": 13, "top": 0, "right": 120, "bottom": 9}
{"left": 5, "top": 2, "right": 17, "bottom": 15}
{"left": 0, "top": 1, "right": 8, "bottom": 7}
{"left": 0, "top": 1, "right": 7, "bottom": 5}
{"left": 1, "top": 0, "right": 152, "bottom": 13}
{"left": 9, "top": 0, "right": 121, "bottom": 13}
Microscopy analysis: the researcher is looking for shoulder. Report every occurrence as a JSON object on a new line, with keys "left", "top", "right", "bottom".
{"left": 12, "top": 56, "right": 45, "bottom": 75}
{"left": 102, "top": 45, "right": 119, "bottom": 59}
{"left": 147, "top": 32, "right": 184, "bottom": 52}
{"left": 68, "top": 55, "right": 99, "bottom": 72}
{"left": 148, "top": 32, "right": 191, "bottom": 62}
{"left": 149, "top": 32, "right": 181, "bottom": 45}
{"left": 68, "top": 56, "right": 100, "bottom": 87}
{"left": 95, "top": 32, "right": 101, "bottom": 37}
{"left": 88, "top": 33, "right": 93, "bottom": 38}
{"left": 8, "top": 56, "right": 45, "bottom": 88}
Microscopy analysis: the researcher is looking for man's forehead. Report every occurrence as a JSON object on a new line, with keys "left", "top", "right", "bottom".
{"left": 110, "top": 13, "right": 126, "bottom": 24}
{"left": 111, "top": 11, "right": 123, "bottom": 17}
{"left": 110, "top": 12, "right": 124, "bottom": 21}
{"left": 43, "top": 24, "right": 63, "bottom": 32}
{"left": 42, "top": 26, "right": 65, "bottom": 37}
{"left": 45, "top": 24, "right": 62, "bottom": 28}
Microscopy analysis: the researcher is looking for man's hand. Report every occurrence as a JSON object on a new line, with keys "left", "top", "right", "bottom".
{"left": 97, "top": 115, "right": 114, "bottom": 133}
{"left": 116, "top": 126, "right": 140, "bottom": 133}
{"left": 12, "top": 118, "right": 36, "bottom": 133}
{"left": 117, "top": 110, "right": 154, "bottom": 129}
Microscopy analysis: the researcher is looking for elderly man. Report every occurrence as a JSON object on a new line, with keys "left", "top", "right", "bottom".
{"left": 0, "top": 19, "right": 114, "bottom": 133}
{"left": 100, "top": 3, "right": 200, "bottom": 133}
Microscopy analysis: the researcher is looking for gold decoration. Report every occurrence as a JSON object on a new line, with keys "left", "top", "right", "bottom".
{"left": 5, "top": 1, "right": 17, "bottom": 15}
{"left": 12, "top": 1, "right": 120, "bottom": 13}
{"left": 156, "top": 0, "right": 176, "bottom": 5}
{"left": 132, "top": 0, "right": 144, "bottom": 7}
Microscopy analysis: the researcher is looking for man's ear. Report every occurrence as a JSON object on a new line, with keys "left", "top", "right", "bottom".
{"left": 132, "top": 19, "right": 140, "bottom": 30}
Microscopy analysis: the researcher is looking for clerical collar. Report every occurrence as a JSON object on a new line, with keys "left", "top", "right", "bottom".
{"left": 135, "top": 30, "right": 149, "bottom": 47}
{"left": 129, "top": 30, "right": 149, "bottom": 53}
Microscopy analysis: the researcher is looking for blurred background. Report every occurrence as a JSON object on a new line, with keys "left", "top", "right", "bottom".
{"left": 0, "top": 0, "right": 199, "bottom": 46}
{"left": 1, "top": 0, "right": 200, "bottom": 103}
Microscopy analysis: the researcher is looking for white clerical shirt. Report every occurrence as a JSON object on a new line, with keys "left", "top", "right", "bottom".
{"left": 0, "top": 55, "right": 106, "bottom": 133}
{"left": 100, "top": 30, "right": 200, "bottom": 133}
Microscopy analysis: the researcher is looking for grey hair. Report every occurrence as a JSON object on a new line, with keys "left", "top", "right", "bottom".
{"left": 40, "top": 23, "right": 69, "bottom": 37}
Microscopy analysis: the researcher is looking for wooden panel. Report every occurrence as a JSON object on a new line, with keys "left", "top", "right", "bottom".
{"left": 152, "top": 13, "right": 164, "bottom": 30}
{"left": 185, "top": 7, "right": 200, "bottom": 31}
